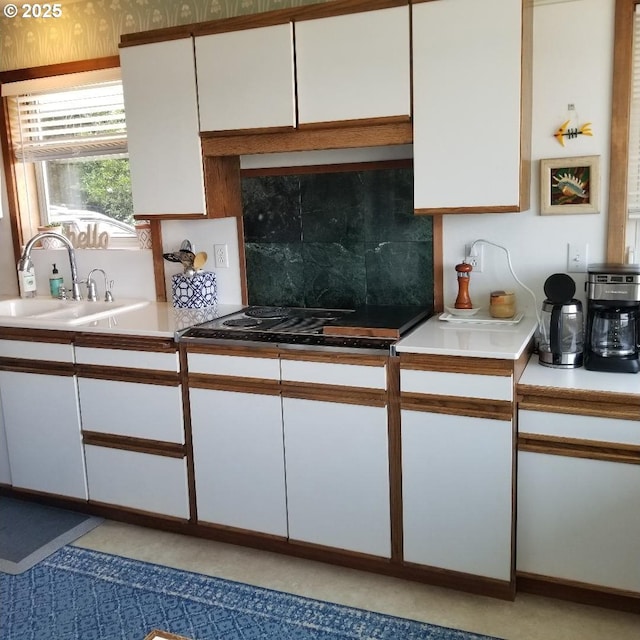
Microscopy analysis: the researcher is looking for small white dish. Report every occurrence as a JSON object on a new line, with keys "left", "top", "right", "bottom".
{"left": 445, "top": 306, "right": 482, "bottom": 317}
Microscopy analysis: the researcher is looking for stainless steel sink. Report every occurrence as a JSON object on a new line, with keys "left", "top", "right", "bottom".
{"left": 0, "top": 297, "right": 149, "bottom": 327}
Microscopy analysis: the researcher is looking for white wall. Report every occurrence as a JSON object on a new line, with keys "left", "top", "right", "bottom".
{"left": 442, "top": 0, "right": 614, "bottom": 314}
{"left": 161, "top": 217, "right": 242, "bottom": 305}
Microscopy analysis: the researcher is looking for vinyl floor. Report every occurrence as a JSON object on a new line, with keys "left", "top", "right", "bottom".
{"left": 73, "top": 520, "right": 640, "bottom": 640}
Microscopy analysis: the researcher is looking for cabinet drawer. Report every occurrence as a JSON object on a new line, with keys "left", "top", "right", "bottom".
{"left": 187, "top": 353, "right": 280, "bottom": 380}
{"left": 75, "top": 346, "right": 178, "bottom": 371}
{"left": 78, "top": 378, "right": 184, "bottom": 443}
{"left": 280, "top": 359, "right": 386, "bottom": 389}
{"left": 519, "top": 410, "right": 640, "bottom": 446}
{"left": 84, "top": 445, "right": 189, "bottom": 519}
{"left": 401, "top": 369, "right": 512, "bottom": 401}
{"left": 0, "top": 339, "right": 74, "bottom": 363}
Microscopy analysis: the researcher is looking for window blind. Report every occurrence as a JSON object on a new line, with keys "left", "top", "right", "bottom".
{"left": 627, "top": 6, "right": 640, "bottom": 218}
{"left": 7, "top": 80, "right": 127, "bottom": 162}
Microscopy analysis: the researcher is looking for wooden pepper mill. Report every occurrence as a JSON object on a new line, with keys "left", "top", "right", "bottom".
{"left": 454, "top": 261, "right": 473, "bottom": 309}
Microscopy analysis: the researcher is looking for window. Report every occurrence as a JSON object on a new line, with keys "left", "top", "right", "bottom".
{"left": 2, "top": 68, "right": 136, "bottom": 248}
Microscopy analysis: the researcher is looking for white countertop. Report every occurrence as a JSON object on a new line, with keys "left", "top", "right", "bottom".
{"left": 519, "top": 356, "right": 640, "bottom": 397}
{"left": 0, "top": 299, "right": 245, "bottom": 337}
{"left": 395, "top": 313, "right": 538, "bottom": 359}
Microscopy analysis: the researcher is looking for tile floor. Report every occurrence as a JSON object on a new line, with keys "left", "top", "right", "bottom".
{"left": 74, "top": 520, "right": 639, "bottom": 640}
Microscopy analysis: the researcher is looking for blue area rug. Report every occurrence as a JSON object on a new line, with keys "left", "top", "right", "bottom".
{"left": 0, "top": 546, "right": 501, "bottom": 640}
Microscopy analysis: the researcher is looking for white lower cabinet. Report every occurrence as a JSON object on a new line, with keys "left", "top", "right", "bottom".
{"left": 282, "top": 397, "right": 391, "bottom": 557}
{"left": 0, "top": 371, "right": 87, "bottom": 499}
{"left": 84, "top": 445, "right": 189, "bottom": 519}
{"left": 190, "top": 388, "right": 288, "bottom": 537}
{"left": 402, "top": 410, "right": 513, "bottom": 580}
{"left": 517, "top": 410, "right": 640, "bottom": 593}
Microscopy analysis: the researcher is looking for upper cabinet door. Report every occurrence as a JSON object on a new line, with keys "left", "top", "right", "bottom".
{"left": 196, "top": 23, "right": 296, "bottom": 132}
{"left": 120, "top": 38, "right": 205, "bottom": 216}
{"left": 412, "top": 0, "right": 529, "bottom": 213}
{"left": 295, "top": 6, "right": 411, "bottom": 125}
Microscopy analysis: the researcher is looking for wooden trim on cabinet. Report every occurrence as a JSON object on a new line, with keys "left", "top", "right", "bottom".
{"left": 201, "top": 121, "right": 413, "bottom": 156}
{"left": 296, "top": 115, "right": 411, "bottom": 131}
{"left": 237, "top": 217, "right": 249, "bottom": 305}
{"left": 518, "top": 433, "right": 640, "bottom": 465}
{"left": 517, "top": 571, "right": 640, "bottom": 615}
{"left": 414, "top": 204, "right": 523, "bottom": 216}
{"left": 188, "top": 373, "right": 281, "bottom": 396}
{"left": 517, "top": 384, "right": 640, "bottom": 422}
{"left": 0, "top": 357, "right": 74, "bottom": 376}
{"left": 281, "top": 381, "right": 387, "bottom": 407}
{"left": 240, "top": 158, "right": 412, "bottom": 178}
{"left": 76, "top": 364, "right": 180, "bottom": 387}
{"left": 513, "top": 347, "right": 533, "bottom": 384}
{"left": 400, "top": 352, "right": 514, "bottom": 376}
{"left": 83, "top": 431, "right": 186, "bottom": 458}
{"left": 204, "top": 155, "right": 243, "bottom": 218}
{"left": 401, "top": 392, "right": 513, "bottom": 421}
{"left": 179, "top": 346, "right": 198, "bottom": 523}
{"left": 0, "top": 327, "right": 74, "bottom": 343}
{"left": 387, "top": 355, "right": 403, "bottom": 563}
{"left": 402, "top": 560, "right": 515, "bottom": 601}
{"left": 432, "top": 215, "right": 444, "bottom": 312}
{"left": 279, "top": 350, "right": 386, "bottom": 367}
{"left": 149, "top": 219, "right": 167, "bottom": 302}
{"left": 74, "top": 333, "right": 177, "bottom": 353}
{"left": 204, "top": 125, "right": 296, "bottom": 138}
{"left": 185, "top": 343, "right": 279, "bottom": 358}
{"left": 119, "top": 27, "right": 195, "bottom": 48}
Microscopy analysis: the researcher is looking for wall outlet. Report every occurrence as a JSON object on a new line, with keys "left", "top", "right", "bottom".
{"left": 567, "top": 242, "right": 588, "bottom": 272}
{"left": 463, "top": 243, "right": 484, "bottom": 272}
{"left": 214, "top": 244, "right": 229, "bottom": 268}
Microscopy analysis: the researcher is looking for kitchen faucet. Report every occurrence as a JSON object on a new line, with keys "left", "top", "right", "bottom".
{"left": 86, "top": 268, "right": 114, "bottom": 302}
{"left": 18, "top": 231, "right": 82, "bottom": 301}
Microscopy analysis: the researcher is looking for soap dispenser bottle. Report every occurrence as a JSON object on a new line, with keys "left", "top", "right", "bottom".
{"left": 49, "top": 263, "right": 64, "bottom": 298}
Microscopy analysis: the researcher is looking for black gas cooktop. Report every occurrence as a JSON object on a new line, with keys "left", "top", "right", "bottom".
{"left": 177, "top": 305, "right": 432, "bottom": 353}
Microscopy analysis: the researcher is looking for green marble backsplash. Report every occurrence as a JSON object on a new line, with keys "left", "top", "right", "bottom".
{"left": 0, "top": 0, "right": 328, "bottom": 71}
{"left": 242, "top": 168, "right": 434, "bottom": 309}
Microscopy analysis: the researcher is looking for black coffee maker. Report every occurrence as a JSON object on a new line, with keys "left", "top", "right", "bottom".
{"left": 585, "top": 265, "right": 640, "bottom": 373}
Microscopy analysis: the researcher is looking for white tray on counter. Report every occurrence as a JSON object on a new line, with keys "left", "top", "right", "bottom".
{"left": 438, "top": 310, "right": 525, "bottom": 325}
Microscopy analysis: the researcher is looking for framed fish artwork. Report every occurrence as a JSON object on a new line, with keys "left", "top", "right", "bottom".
{"left": 540, "top": 155, "right": 600, "bottom": 215}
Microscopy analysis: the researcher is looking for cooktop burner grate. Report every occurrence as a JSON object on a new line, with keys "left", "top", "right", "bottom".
{"left": 222, "top": 317, "right": 262, "bottom": 328}
{"left": 244, "top": 306, "right": 290, "bottom": 319}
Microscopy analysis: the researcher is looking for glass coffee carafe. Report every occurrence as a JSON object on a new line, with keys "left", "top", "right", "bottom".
{"left": 538, "top": 300, "right": 584, "bottom": 368}
{"left": 589, "top": 308, "right": 638, "bottom": 358}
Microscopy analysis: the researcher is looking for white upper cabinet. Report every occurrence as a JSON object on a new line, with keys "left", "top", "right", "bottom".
{"left": 196, "top": 24, "right": 296, "bottom": 132}
{"left": 295, "top": 6, "right": 411, "bottom": 125}
{"left": 120, "top": 38, "right": 205, "bottom": 216}
{"left": 412, "top": 0, "right": 528, "bottom": 212}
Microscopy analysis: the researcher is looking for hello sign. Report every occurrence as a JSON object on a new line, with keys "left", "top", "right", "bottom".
{"left": 67, "top": 224, "right": 109, "bottom": 249}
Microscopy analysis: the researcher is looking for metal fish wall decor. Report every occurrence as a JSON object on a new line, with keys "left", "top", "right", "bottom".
{"left": 554, "top": 120, "right": 593, "bottom": 146}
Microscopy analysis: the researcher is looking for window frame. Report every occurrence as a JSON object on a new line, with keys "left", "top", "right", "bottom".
{"left": 0, "top": 56, "right": 133, "bottom": 263}
{"left": 608, "top": 0, "right": 639, "bottom": 263}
